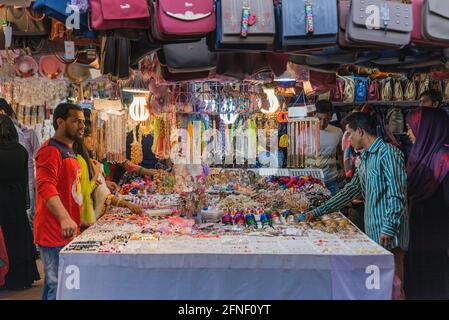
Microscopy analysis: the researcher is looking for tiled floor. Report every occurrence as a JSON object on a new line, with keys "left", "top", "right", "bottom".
{"left": 0, "top": 259, "right": 44, "bottom": 300}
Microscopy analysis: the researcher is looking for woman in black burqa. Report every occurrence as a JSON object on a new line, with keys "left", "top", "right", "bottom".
{"left": 0, "top": 115, "right": 39, "bottom": 289}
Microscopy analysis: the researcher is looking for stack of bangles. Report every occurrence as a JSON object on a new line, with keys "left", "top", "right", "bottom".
{"left": 106, "top": 195, "right": 125, "bottom": 207}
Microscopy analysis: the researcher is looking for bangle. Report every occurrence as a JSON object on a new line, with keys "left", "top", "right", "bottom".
{"left": 138, "top": 167, "right": 144, "bottom": 176}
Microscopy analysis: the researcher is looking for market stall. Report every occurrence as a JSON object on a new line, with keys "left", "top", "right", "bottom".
{"left": 56, "top": 171, "right": 393, "bottom": 300}
{"left": 1, "top": 0, "right": 449, "bottom": 301}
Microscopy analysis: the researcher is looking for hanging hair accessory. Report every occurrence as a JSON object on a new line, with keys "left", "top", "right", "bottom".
{"left": 240, "top": 4, "right": 251, "bottom": 38}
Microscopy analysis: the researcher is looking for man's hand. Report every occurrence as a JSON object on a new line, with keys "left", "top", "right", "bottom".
{"left": 305, "top": 212, "right": 315, "bottom": 223}
{"left": 380, "top": 233, "right": 393, "bottom": 248}
{"left": 105, "top": 180, "right": 118, "bottom": 193}
{"left": 60, "top": 216, "right": 78, "bottom": 239}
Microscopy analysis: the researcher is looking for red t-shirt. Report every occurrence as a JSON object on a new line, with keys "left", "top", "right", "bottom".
{"left": 34, "top": 138, "right": 82, "bottom": 247}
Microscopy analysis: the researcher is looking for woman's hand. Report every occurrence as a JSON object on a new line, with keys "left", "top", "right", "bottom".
{"left": 125, "top": 202, "right": 143, "bottom": 216}
{"left": 105, "top": 180, "right": 118, "bottom": 193}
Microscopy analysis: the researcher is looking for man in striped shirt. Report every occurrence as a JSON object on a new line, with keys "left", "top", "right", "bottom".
{"left": 306, "top": 112, "right": 408, "bottom": 299}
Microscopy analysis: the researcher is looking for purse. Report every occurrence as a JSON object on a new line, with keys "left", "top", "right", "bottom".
{"left": 152, "top": 0, "right": 215, "bottom": 41}
{"left": 160, "top": 38, "right": 217, "bottom": 73}
{"left": 160, "top": 65, "right": 210, "bottom": 82}
{"left": 354, "top": 76, "right": 368, "bottom": 102}
{"left": 367, "top": 80, "right": 380, "bottom": 101}
{"left": 381, "top": 78, "right": 393, "bottom": 101}
{"left": 393, "top": 79, "right": 403, "bottom": 101}
{"left": 403, "top": 80, "right": 416, "bottom": 100}
{"left": 346, "top": 0, "right": 413, "bottom": 47}
{"left": 338, "top": 0, "right": 381, "bottom": 49}
{"left": 89, "top": 0, "right": 150, "bottom": 30}
{"left": 412, "top": 0, "right": 448, "bottom": 46}
{"left": 0, "top": 6, "right": 50, "bottom": 36}
{"left": 217, "top": 0, "right": 275, "bottom": 48}
{"left": 422, "top": 0, "right": 449, "bottom": 42}
{"left": 32, "top": 0, "right": 96, "bottom": 38}
{"left": 281, "top": 0, "right": 338, "bottom": 50}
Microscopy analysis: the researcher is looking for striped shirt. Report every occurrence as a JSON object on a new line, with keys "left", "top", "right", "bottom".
{"left": 312, "top": 138, "right": 409, "bottom": 250}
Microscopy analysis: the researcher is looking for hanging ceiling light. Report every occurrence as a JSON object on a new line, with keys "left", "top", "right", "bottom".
{"left": 273, "top": 69, "right": 296, "bottom": 82}
{"left": 122, "top": 71, "right": 150, "bottom": 121}
{"left": 129, "top": 96, "right": 149, "bottom": 122}
{"left": 261, "top": 88, "right": 280, "bottom": 114}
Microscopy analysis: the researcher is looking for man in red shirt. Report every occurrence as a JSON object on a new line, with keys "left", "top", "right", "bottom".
{"left": 35, "top": 103, "right": 85, "bottom": 300}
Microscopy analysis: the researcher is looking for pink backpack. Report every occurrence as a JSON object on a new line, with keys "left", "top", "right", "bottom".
{"left": 152, "top": 0, "right": 216, "bottom": 40}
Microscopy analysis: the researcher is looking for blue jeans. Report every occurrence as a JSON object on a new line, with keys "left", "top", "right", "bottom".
{"left": 325, "top": 179, "right": 340, "bottom": 196}
{"left": 39, "top": 246, "right": 63, "bottom": 300}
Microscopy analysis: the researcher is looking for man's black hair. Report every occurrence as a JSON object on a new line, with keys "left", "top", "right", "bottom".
{"left": 53, "top": 103, "right": 83, "bottom": 130}
{"left": 0, "top": 114, "right": 18, "bottom": 144}
{"left": 0, "top": 98, "right": 16, "bottom": 119}
{"left": 315, "top": 100, "right": 333, "bottom": 114}
{"left": 419, "top": 89, "right": 443, "bottom": 107}
{"left": 342, "top": 112, "right": 378, "bottom": 136}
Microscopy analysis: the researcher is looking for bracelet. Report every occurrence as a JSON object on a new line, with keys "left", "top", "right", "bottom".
{"left": 138, "top": 166, "right": 144, "bottom": 176}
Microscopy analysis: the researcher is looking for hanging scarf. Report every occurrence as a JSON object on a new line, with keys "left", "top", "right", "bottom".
{"left": 247, "top": 119, "right": 257, "bottom": 164}
{"left": 406, "top": 108, "right": 449, "bottom": 202}
{"left": 187, "top": 120, "right": 194, "bottom": 164}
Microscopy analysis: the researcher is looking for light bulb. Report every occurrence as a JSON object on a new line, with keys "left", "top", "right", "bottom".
{"left": 129, "top": 96, "right": 149, "bottom": 121}
{"left": 261, "top": 88, "right": 280, "bottom": 114}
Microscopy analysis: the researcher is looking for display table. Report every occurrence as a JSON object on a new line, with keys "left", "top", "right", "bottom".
{"left": 56, "top": 212, "right": 394, "bottom": 300}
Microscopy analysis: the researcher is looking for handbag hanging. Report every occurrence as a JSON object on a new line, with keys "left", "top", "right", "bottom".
{"left": 32, "top": 0, "right": 96, "bottom": 38}
{"left": 346, "top": 0, "right": 413, "bottom": 47}
{"left": 151, "top": 0, "right": 215, "bottom": 41}
{"left": 0, "top": 6, "right": 50, "bottom": 36}
{"left": 216, "top": 0, "right": 275, "bottom": 50}
{"left": 338, "top": 0, "right": 380, "bottom": 49}
{"left": 160, "top": 38, "right": 217, "bottom": 73}
{"left": 422, "top": 0, "right": 449, "bottom": 43}
{"left": 412, "top": 0, "right": 449, "bottom": 46}
{"left": 88, "top": 0, "right": 150, "bottom": 31}
{"left": 281, "top": 0, "right": 338, "bottom": 50}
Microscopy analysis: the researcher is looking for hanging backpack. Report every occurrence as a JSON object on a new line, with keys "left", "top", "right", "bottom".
{"left": 342, "top": 76, "right": 355, "bottom": 103}
{"left": 386, "top": 108, "right": 404, "bottom": 134}
{"left": 367, "top": 79, "right": 380, "bottom": 101}
{"left": 403, "top": 80, "right": 416, "bottom": 101}
{"left": 381, "top": 78, "right": 393, "bottom": 101}
{"left": 444, "top": 81, "right": 449, "bottom": 101}
{"left": 393, "top": 79, "right": 403, "bottom": 101}
{"left": 354, "top": 76, "right": 368, "bottom": 102}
